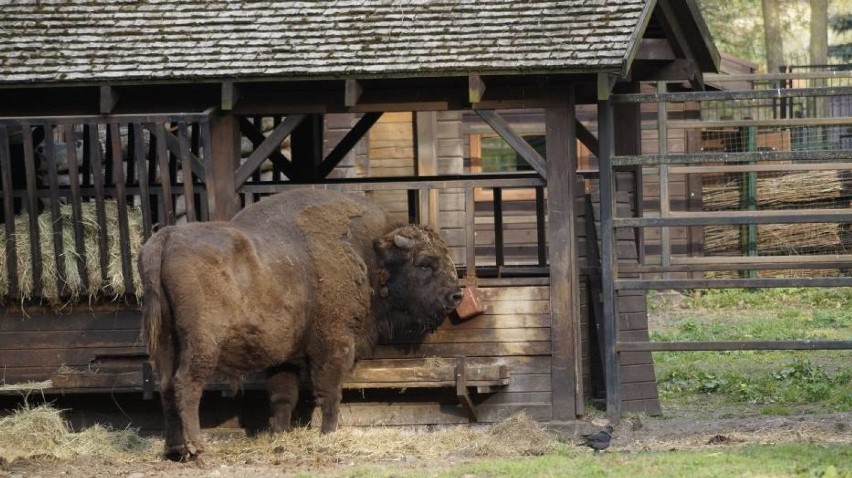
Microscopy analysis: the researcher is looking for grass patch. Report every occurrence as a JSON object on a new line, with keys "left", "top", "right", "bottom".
{"left": 337, "top": 443, "right": 851, "bottom": 478}
{"left": 649, "top": 288, "right": 852, "bottom": 414}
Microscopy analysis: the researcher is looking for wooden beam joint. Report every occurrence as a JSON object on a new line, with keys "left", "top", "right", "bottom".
{"left": 99, "top": 85, "right": 119, "bottom": 114}
{"left": 345, "top": 79, "right": 363, "bottom": 108}
{"left": 468, "top": 74, "right": 486, "bottom": 104}
{"left": 221, "top": 81, "right": 241, "bottom": 111}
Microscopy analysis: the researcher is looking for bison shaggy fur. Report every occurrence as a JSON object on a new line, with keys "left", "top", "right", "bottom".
{"left": 139, "top": 190, "right": 461, "bottom": 461}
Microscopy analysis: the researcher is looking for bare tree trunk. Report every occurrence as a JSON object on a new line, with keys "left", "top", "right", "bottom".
{"left": 762, "top": 0, "right": 785, "bottom": 73}
{"left": 809, "top": 0, "right": 828, "bottom": 66}
{"left": 810, "top": 0, "right": 829, "bottom": 135}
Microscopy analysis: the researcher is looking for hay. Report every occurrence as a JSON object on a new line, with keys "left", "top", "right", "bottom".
{"left": 0, "top": 200, "right": 144, "bottom": 305}
{"left": 0, "top": 404, "right": 154, "bottom": 463}
{"left": 703, "top": 171, "right": 847, "bottom": 211}
{"left": 215, "top": 412, "right": 558, "bottom": 463}
{"left": 703, "top": 170, "right": 852, "bottom": 266}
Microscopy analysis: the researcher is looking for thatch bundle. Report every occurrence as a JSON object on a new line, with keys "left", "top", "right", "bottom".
{"left": 0, "top": 200, "right": 144, "bottom": 304}
{"left": 703, "top": 170, "right": 851, "bottom": 260}
{"left": 703, "top": 170, "right": 847, "bottom": 211}
{"left": 704, "top": 223, "right": 848, "bottom": 256}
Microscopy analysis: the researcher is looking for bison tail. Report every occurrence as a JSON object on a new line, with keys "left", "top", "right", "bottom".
{"left": 139, "top": 228, "right": 170, "bottom": 356}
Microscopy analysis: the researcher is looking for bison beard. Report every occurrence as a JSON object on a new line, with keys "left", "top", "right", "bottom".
{"left": 139, "top": 190, "right": 461, "bottom": 461}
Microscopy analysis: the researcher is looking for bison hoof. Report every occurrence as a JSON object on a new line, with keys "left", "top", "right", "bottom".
{"left": 164, "top": 444, "right": 203, "bottom": 462}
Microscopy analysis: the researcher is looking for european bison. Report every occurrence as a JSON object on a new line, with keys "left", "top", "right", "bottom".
{"left": 139, "top": 190, "right": 462, "bottom": 461}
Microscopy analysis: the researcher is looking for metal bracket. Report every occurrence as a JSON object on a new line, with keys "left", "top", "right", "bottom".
{"left": 455, "top": 356, "right": 477, "bottom": 422}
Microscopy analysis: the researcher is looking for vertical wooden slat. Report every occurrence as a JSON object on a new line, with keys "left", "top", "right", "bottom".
{"left": 464, "top": 183, "right": 476, "bottom": 276}
{"left": 154, "top": 123, "right": 175, "bottom": 226}
{"left": 415, "top": 111, "right": 439, "bottom": 229}
{"left": 657, "top": 82, "right": 671, "bottom": 275}
{"left": 0, "top": 124, "right": 19, "bottom": 297}
{"left": 406, "top": 189, "right": 419, "bottom": 224}
{"left": 43, "top": 125, "right": 67, "bottom": 297}
{"left": 191, "top": 122, "right": 207, "bottom": 221}
{"left": 109, "top": 122, "right": 134, "bottom": 295}
{"left": 88, "top": 123, "right": 110, "bottom": 285}
{"left": 81, "top": 125, "right": 92, "bottom": 188}
{"left": 546, "top": 97, "right": 581, "bottom": 420}
{"left": 133, "top": 123, "right": 152, "bottom": 240}
{"left": 598, "top": 74, "right": 622, "bottom": 422}
{"left": 492, "top": 187, "right": 504, "bottom": 268}
{"left": 535, "top": 186, "right": 547, "bottom": 266}
{"left": 22, "top": 123, "right": 42, "bottom": 297}
{"left": 200, "top": 118, "right": 215, "bottom": 222}
{"left": 178, "top": 121, "right": 196, "bottom": 222}
{"left": 63, "top": 123, "right": 88, "bottom": 293}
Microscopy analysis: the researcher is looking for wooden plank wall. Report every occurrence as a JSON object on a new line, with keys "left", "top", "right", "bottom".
{"left": 334, "top": 284, "right": 555, "bottom": 426}
{"left": 0, "top": 286, "right": 557, "bottom": 427}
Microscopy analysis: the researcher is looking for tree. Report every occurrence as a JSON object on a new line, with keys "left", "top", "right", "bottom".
{"left": 762, "top": 0, "right": 785, "bottom": 72}
{"left": 829, "top": 14, "right": 852, "bottom": 60}
{"left": 810, "top": 0, "right": 828, "bottom": 66}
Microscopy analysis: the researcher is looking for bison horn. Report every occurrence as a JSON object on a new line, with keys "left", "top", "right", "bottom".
{"left": 392, "top": 234, "right": 417, "bottom": 250}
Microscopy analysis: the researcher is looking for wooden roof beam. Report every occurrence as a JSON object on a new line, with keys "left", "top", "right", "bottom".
{"left": 654, "top": 0, "right": 704, "bottom": 90}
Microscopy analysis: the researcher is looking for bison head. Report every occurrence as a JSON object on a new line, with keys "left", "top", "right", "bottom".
{"left": 374, "top": 224, "right": 462, "bottom": 341}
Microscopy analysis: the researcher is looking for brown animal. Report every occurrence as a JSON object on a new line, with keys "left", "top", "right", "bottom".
{"left": 139, "top": 190, "right": 462, "bottom": 461}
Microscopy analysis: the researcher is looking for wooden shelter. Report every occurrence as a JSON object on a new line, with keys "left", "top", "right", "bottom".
{"left": 0, "top": 0, "right": 719, "bottom": 427}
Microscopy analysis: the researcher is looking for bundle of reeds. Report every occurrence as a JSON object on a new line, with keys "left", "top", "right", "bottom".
{"left": 703, "top": 170, "right": 851, "bottom": 259}
{"left": 703, "top": 171, "right": 847, "bottom": 211}
{"left": 704, "top": 223, "right": 848, "bottom": 256}
{"left": 0, "top": 200, "right": 143, "bottom": 304}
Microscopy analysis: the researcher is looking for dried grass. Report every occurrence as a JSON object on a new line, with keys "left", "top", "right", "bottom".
{"left": 703, "top": 170, "right": 852, "bottom": 262}
{"left": 703, "top": 171, "right": 847, "bottom": 211}
{"left": 0, "top": 404, "right": 154, "bottom": 463}
{"left": 212, "top": 412, "right": 558, "bottom": 463}
{"left": 0, "top": 200, "right": 144, "bottom": 305}
{"left": 0, "top": 405, "right": 558, "bottom": 467}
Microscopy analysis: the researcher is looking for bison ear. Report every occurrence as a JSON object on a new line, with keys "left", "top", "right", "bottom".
{"left": 392, "top": 234, "right": 417, "bottom": 250}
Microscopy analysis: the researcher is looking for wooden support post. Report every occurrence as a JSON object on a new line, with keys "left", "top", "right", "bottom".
{"left": 209, "top": 113, "right": 241, "bottom": 220}
{"left": 415, "top": 111, "right": 439, "bottom": 229}
{"left": 597, "top": 73, "right": 622, "bottom": 423}
{"left": 546, "top": 92, "right": 581, "bottom": 420}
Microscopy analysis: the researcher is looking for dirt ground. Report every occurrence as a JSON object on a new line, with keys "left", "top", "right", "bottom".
{"left": 2, "top": 408, "right": 849, "bottom": 478}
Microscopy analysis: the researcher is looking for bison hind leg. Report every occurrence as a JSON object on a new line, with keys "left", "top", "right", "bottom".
{"left": 309, "top": 340, "right": 356, "bottom": 434}
{"left": 266, "top": 363, "right": 302, "bottom": 433}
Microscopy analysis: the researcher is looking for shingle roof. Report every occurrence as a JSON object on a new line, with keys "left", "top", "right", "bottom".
{"left": 0, "top": 0, "right": 651, "bottom": 85}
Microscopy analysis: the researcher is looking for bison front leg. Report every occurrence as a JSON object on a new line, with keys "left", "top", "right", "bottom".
{"left": 309, "top": 341, "right": 355, "bottom": 433}
{"left": 266, "top": 363, "right": 301, "bottom": 433}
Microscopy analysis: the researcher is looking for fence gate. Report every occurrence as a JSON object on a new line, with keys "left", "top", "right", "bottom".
{"left": 596, "top": 70, "right": 852, "bottom": 420}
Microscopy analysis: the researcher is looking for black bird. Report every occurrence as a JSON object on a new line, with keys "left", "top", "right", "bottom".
{"left": 578, "top": 425, "right": 614, "bottom": 451}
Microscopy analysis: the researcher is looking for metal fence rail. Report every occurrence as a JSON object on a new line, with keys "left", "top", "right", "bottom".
{"left": 598, "top": 70, "right": 852, "bottom": 421}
